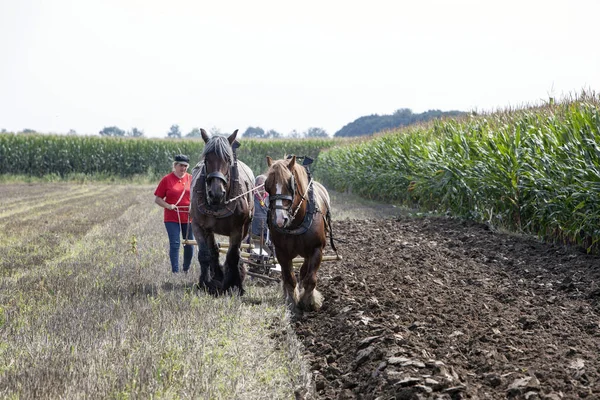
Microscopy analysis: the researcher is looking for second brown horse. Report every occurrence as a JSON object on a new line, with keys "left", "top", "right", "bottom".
{"left": 264, "top": 155, "right": 333, "bottom": 312}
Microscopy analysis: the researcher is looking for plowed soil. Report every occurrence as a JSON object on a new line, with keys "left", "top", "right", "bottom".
{"left": 295, "top": 217, "right": 600, "bottom": 399}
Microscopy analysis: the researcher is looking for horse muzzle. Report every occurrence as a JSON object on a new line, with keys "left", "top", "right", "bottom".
{"left": 206, "top": 173, "right": 227, "bottom": 205}
{"left": 273, "top": 208, "right": 291, "bottom": 228}
{"left": 206, "top": 190, "right": 225, "bottom": 206}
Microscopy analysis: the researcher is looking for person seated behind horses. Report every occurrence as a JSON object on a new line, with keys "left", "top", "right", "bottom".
{"left": 250, "top": 174, "right": 271, "bottom": 255}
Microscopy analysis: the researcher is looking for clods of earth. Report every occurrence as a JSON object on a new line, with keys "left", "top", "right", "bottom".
{"left": 293, "top": 217, "right": 600, "bottom": 399}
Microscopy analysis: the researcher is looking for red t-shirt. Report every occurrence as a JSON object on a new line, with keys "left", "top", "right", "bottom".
{"left": 154, "top": 172, "right": 192, "bottom": 223}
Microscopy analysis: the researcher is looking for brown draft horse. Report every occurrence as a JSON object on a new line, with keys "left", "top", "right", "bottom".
{"left": 190, "top": 129, "right": 255, "bottom": 295}
{"left": 264, "top": 155, "right": 334, "bottom": 312}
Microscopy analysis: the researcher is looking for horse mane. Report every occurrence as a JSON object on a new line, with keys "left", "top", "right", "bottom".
{"left": 201, "top": 136, "right": 234, "bottom": 163}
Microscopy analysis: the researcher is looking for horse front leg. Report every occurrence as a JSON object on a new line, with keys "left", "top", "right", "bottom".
{"left": 195, "top": 229, "right": 222, "bottom": 294}
{"left": 222, "top": 231, "right": 245, "bottom": 295}
{"left": 206, "top": 233, "right": 224, "bottom": 288}
{"left": 277, "top": 252, "right": 299, "bottom": 312}
{"left": 299, "top": 246, "right": 324, "bottom": 311}
{"left": 191, "top": 223, "right": 210, "bottom": 287}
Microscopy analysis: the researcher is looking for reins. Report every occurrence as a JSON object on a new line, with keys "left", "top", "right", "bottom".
{"left": 171, "top": 173, "right": 192, "bottom": 242}
{"left": 225, "top": 183, "right": 264, "bottom": 204}
{"left": 291, "top": 177, "right": 313, "bottom": 220}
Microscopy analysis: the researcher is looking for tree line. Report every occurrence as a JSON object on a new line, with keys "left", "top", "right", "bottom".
{"left": 334, "top": 108, "right": 466, "bottom": 137}
{"left": 3, "top": 108, "right": 467, "bottom": 139}
{"left": 97, "top": 125, "right": 330, "bottom": 139}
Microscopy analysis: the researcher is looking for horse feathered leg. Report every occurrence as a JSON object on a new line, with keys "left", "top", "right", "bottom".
{"left": 196, "top": 231, "right": 222, "bottom": 295}
{"left": 222, "top": 231, "right": 245, "bottom": 295}
{"left": 192, "top": 223, "right": 211, "bottom": 291}
{"left": 277, "top": 255, "right": 299, "bottom": 312}
{"left": 299, "top": 247, "right": 324, "bottom": 311}
{"left": 197, "top": 241, "right": 211, "bottom": 285}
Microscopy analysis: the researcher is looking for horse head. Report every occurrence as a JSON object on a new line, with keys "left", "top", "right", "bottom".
{"left": 265, "top": 155, "right": 305, "bottom": 228}
{"left": 201, "top": 129, "right": 237, "bottom": 206}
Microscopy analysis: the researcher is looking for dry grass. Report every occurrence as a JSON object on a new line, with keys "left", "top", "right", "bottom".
{"left": 0, "top": 183, "right": 312, "bottom": 399}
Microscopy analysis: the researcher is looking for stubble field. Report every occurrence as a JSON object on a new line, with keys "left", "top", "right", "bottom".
{"left": 0, "top": 183, "right": 310, "bottom": 399}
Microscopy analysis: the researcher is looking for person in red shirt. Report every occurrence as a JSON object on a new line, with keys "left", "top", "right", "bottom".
{"left": 154, "top": 154, "right": 194, "bottom": 273}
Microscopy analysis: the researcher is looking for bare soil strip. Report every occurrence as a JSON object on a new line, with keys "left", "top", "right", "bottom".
{"left": 296, "top": 217, "right": 600, "bottom": 399}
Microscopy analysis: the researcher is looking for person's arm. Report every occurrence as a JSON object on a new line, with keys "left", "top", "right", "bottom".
{"left": 155, "top": 195, "right": 176, "bottom": 210}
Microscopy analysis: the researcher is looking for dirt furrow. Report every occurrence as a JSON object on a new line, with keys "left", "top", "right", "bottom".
{"left": 297, "top": 217, "right": 600, "bottom": 399}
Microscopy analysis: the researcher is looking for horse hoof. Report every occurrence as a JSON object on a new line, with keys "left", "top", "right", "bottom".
{"left": 298, "top": 293, "right": 323, "bottom": 312}
{"left": 223, "top": 284, "right": 244, "bottom": 297}
{"left": 196, "top": 281, "right": 209, "bottom": 292}
{"left": 288, "top": 305, "right": 303, "bottom": 321}
{"left": 197, "top": 281, "right": 222, "bottom": 296}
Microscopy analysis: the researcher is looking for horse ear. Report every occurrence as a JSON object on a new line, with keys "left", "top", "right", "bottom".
{"left": 266, "top": 156, "right": 273, "bottom": 167}
{"left": 228, "top": 130, "right": 238, "bottom": 145}
{"left": 201, "top": 129, "right": 209, "bottom": 143}
{"left": 288, "top": 155, "right": 296, "bottom": 170}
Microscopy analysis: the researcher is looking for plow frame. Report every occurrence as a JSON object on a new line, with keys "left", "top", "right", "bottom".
{"left": 181, "top": 238, "right": 341, "bottom": 283}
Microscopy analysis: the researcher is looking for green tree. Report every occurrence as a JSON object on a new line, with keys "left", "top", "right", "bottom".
{"left": 99, "top": 126, "right": 126, "bottom": 137}
{"left": 209, "top": 126, "right": 223, "bottom": 136}
{"left": 243, "top": 126, "right": 266, "bottom": 138}
{"left": 167, "top": 124, "right": 181, "bottom": 138}
{"left": 334, "top": 108, "right": 466, "bottom": 137}
{"left": 288, "top": 129, "right": 303, "bottom": 138}
{"left": 265, "top": 129, "right": 282, "bottom": 138}
{"left": 304, "top": 127, "right": 328, "bottom": 138}
{"left": 186, "top": 127, "right": 202, "bottom": 138}
{"left": 393, "top": 108, "right": 413, "bottom": 118}
{"left": 128, "top": 127, "right": 144, "bottom": 137}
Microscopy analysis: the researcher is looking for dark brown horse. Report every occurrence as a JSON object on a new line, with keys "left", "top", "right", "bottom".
{"left": 190, "top": 129, "right": 255, "bottom": 295}
{"left": 264, "top": 155, "right": 334, "bottom": 311}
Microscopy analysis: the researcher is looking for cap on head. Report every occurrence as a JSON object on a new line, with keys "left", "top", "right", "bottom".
{"left": 255, "top": 174, "right": 266, "bottom": 185}
{"left": 174, "top": 154, "right": 190, "bottom": 165}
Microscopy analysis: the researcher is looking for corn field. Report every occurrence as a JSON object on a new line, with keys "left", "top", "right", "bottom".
{"left": 0, "top": 134, "right": 337, "bottom": 179}
{"left": 318, "top": 93, "right": 600, "bottom": 252}
{"left": 3, "top": 94, "right": 599, "bottom": 251}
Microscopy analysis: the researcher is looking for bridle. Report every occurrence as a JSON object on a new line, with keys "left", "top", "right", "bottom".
{"left": 203, "top": 148, "right": 234, "bottom": 201}
{"left": 269, "top": 171, "right": 313, "bottom": 221}
{"left": 269, "top": 172, "right": 296, "bottom": 213}
{"left": 206, "top": 169, "right": 229, "bottom": 186}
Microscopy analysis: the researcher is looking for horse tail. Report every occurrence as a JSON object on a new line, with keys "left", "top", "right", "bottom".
{"left": 325, "top": 209, "right": 338, "bottom": 253}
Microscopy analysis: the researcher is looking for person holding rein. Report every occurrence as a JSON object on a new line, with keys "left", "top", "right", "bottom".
{"left": 154, "top": 154, "right": 194, "bottom": 273}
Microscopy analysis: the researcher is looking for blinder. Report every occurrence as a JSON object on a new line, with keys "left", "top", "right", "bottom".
{"left": 288, "top": 174, "right": 295, "bottom": 196}
{"left": 268, "top": 174, "right": 296, "bottom": 213}
{"left": 206, "top": 171, "right": 228, "bottom": 185}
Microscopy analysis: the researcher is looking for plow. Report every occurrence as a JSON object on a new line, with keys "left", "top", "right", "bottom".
{"left": 182, "top": 238, "right": 342, "bottom": 283}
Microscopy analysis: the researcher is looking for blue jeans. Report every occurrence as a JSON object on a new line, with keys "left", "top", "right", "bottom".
{"left": 164, "top": 222, "right": 194, "bottom": 273}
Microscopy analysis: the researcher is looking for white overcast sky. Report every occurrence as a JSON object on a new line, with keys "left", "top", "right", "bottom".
{"left": 1, "top": 0, "right": 598, "bottom": 137}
